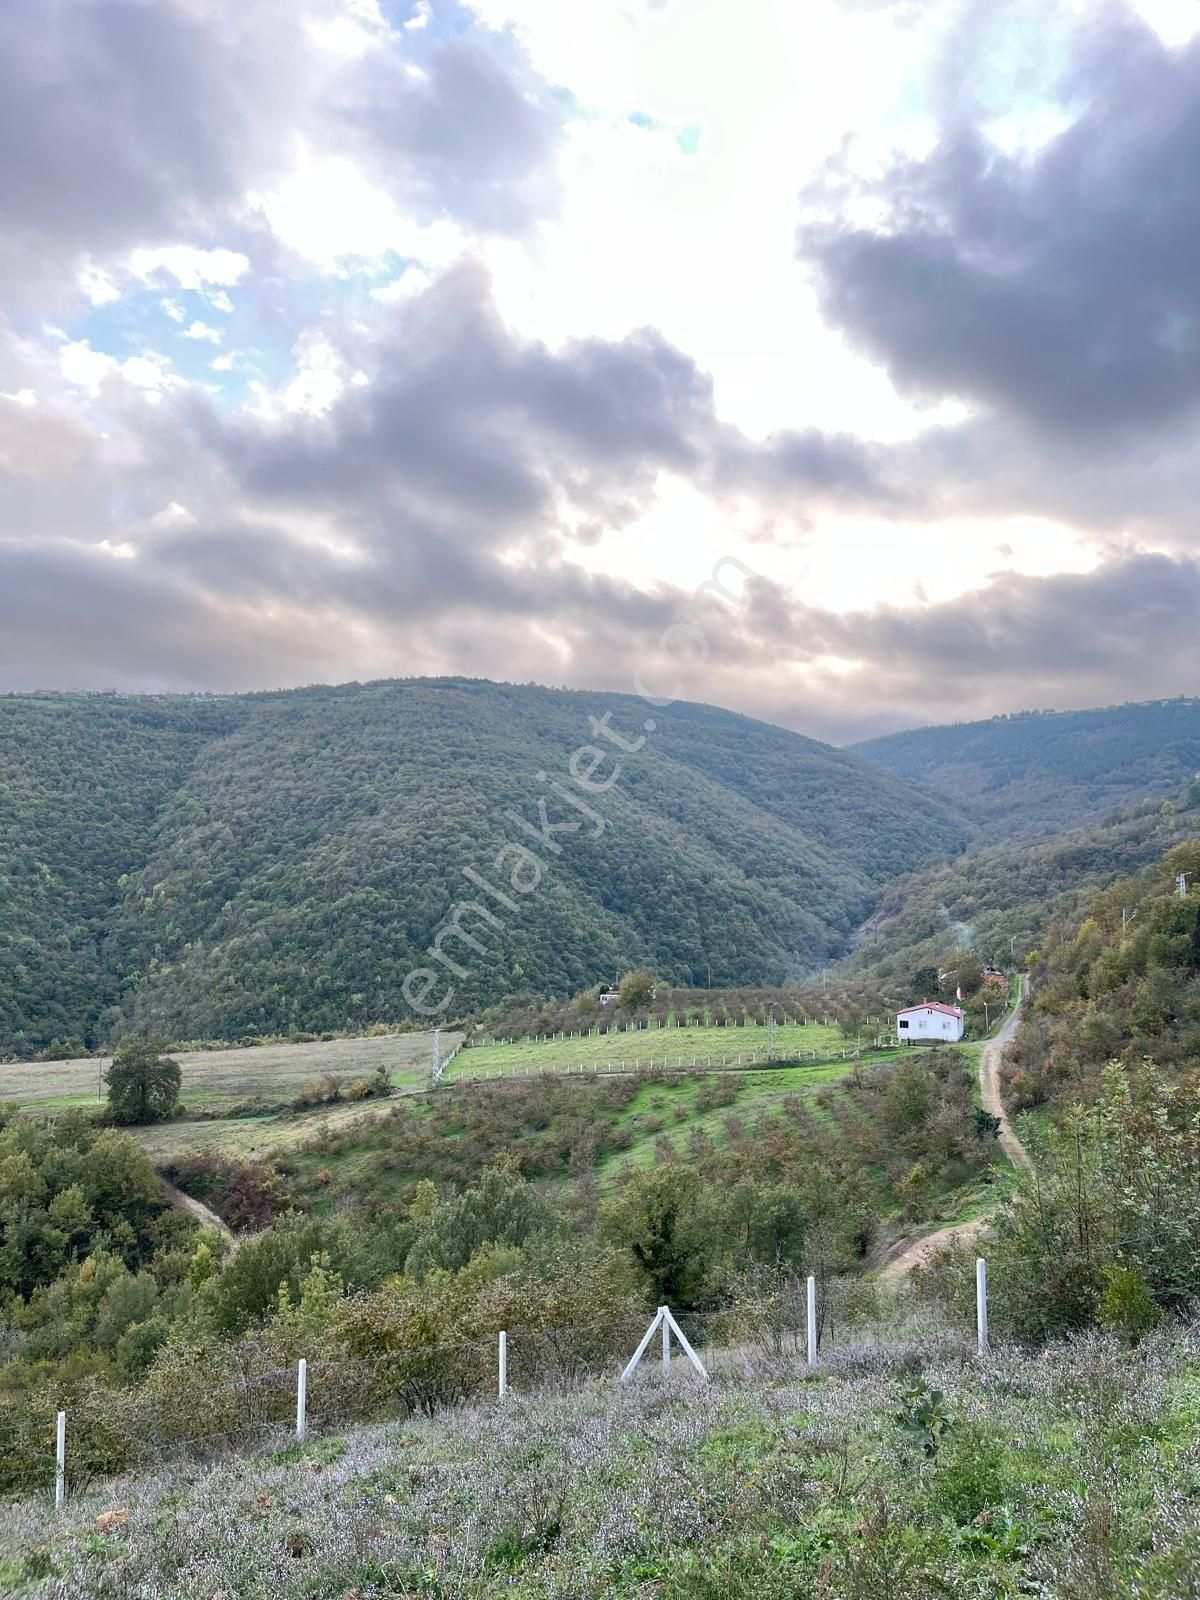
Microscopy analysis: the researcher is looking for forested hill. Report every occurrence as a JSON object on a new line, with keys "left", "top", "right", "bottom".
{"left": 0, "top": 680, "right": 969, "bottom": 1054}
{"left": 853, "top": 699, "right": 1200, "bottom": 836}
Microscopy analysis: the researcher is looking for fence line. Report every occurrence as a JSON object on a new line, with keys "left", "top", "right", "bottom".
{"left": 447, "top": 1041, "right": 892, "bottom": 1086}
{"left": 26, "top": 1263, "right": 991, "bottom": 1508}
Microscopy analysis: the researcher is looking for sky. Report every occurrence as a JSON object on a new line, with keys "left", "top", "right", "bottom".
{"left": 2, "top": 0, "right": 1200, "bottom": 742}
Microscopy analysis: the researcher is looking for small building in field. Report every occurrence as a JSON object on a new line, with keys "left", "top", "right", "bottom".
{"left": 982, "top": 965, "right": 1007, "bottom": 988}
{"left": 896, "top": 1001, "right": 964, "bottom": 1044}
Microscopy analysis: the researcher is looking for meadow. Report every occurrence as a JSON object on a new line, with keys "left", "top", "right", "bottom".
{"left": 0, "top": 1033, "right": 458, "bottom": 1162}
{"left": 450, "top": 1018, "right": 873, "bottom": 1079}
{"left": 6, "top": 1320, "right": 1199, "bottom": 1599}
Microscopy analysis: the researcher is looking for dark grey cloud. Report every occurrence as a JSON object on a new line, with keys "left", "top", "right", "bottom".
{"left": 801, "top": 8, "right": 1200, "bottom": 437}
{"left": 0, "top": 262, "right": 898, "bottom": 707}
{"left": 734, "top": 551, "right": 1200, "bottom": 740}
{"left": 210, "top": 261, "right": 893, "bottom": 548}
{"left": 339, "top": 32, "right": 562, "bottom": 235}
{"left": 0, "top": 0, "right": 563, "bottom": 300}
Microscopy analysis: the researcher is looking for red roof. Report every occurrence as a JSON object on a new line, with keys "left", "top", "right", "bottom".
{"left": 897, "top": 1002, "right": 964, "bottom": 1019}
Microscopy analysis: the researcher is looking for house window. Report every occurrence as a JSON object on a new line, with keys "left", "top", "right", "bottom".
{"left": 898, "top": 1019, "right": 909, "bottom": 1029}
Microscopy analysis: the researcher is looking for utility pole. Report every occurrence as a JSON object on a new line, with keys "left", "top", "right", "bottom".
{"left": 767, "top": 1005, "right": 776, "bottom": 1064}
{"left": 1179, "top": 872, "right": 1190, "bottom": 899}
{"left": 1009, "top": 934, "right": 1017, "bottom": 958}
{"left": 432, "top": 1027, "right": 442, "bottom": 1088}
{"left": 1122, "top": 906, "right": 1139, "bottom": 932}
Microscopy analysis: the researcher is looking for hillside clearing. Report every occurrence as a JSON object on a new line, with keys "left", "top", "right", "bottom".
{"left": 450, "top": 1019, "right": 867, "bottom": 1079}
{"left": 0, "top": 1032, "right": 451, "bottom": 1117}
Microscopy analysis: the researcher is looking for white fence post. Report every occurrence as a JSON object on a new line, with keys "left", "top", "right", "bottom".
{"left": 55, "top": 1411, "right": 66, "bottom": 1509}
{"left": 662, "top": 1306, "right": 671, "bottom": 1375}
{"left": 499, "top": 1330, "right": 508, "bottom": 1398}
{"left": 806, "top": 1276, "right": 817, "bottom": 1368}
{"left": 296, "top": 1358, "right": 307, "bottom": 1442}
{"left": 976, "top": 1258, "right": 989, "bottom": 1356}
{"left": 621, "top": 1307, "right": 666, "bottom": 1381}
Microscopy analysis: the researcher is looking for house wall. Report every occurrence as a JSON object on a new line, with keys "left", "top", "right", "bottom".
{"left": 896, "top": 1008, "right": 964, "bottom": 1043}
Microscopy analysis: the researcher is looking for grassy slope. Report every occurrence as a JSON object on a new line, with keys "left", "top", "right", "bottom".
{"left": 450, "top": 1020, "right": 860, "bottom": 1077}
{"left": 6, "top": 1327, "right": 1199, "bottom": 1598}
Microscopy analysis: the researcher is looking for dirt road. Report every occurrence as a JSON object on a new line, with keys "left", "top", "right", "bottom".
{"left": 161, "top": 1180, "right": 239, "bottom": 1253}
{"left": 979, "top": 981, "right": 1033, "bottom": 1175}
{"left": 881, "top": 982, "right": 1031, "bottom": 1278}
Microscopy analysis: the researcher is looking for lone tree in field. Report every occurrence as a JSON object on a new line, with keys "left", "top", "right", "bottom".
{"left": 106, "top": 1035, "right": 182, "bottom": 1125}
{"left": 618, "top": 968, "right": 655, "bottom": 1010}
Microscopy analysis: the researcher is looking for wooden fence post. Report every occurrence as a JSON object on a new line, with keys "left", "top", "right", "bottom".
{"left": 499, "top": 1331, "right": 508, "bottom": 1398}
{"left": 807, "top": 1276, "right": 817, "bottom": 1368}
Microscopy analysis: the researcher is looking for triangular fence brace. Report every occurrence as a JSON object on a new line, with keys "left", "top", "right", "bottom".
{"left": 621, "top": 1305, "right": 708, "bottom": 1382}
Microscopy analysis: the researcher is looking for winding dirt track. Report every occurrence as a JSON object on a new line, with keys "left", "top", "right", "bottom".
{"left": 979, "top": 984, "right": 1033, "bottom": 1176}
{"left": 161, "top": 1180, "right": 239, "bottom": 1254}
{"left": 880, "top": 982, "right": 1031, "bottom": 1280}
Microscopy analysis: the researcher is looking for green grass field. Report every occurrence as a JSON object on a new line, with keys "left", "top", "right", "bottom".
{"left": 449, "top": 1020, "right": 870, "bottom": 1080}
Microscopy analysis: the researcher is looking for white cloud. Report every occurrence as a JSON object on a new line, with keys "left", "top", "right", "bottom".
{"left": 79, "top": 264, "right": 121, "bottom": 306}
{"left": 147, "top": 501, "right": 196, "bottom": 529}
{"left": 181, "top": 320, "right": 223, "bottom": 345}
{"left": 207, "top": 289, "right": 235, "bottom": 313}
{"left": 255, "top": 155, "right": 466, "bottom": 268}
{"left": 160, "top": 298, "right": 186, "bottom": 322}
{"left": 474, "top": 0, "right": 952, "bottom": 441}
{"left": 0, "top": 388, "right": 37, "bottom": 408}
{"left": 57, "top": 339, "right": 184, "bottom": 398}
{"left": 371, "top": 264, "right": 434, "bottom": 302}
{"left": 405, "top": 0, "right": 432, "bottom": 28}
{"left": 128, "top": 245, "right": 251, "bottom": 291}
{"left": 245, "top": 330, "right": 356, "bottom": 417}
{"left": 1131, "top": 0, "right": 1200, "bottom": 46}
{"left": 209, "top": 352, "right": 238, "bottom": 372}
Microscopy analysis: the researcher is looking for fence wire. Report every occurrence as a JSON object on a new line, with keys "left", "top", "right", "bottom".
{"left": 1, "top": 1279, "right": 986, "bottom": 1502}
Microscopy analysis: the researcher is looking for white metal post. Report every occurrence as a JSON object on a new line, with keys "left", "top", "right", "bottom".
{"left": 806, "top": 1275, "right": 817, "bottom": 1367}
{"left": 55, "top": 1411, "right": 65, "bottom": 1510}
{"left": 976, "top": 1258, "right": 989, "bottom": 1356}
{"left": 498, "top": 1330, "right": 507, "bottom": 1398}
{"left": 661, "top": 1305, "right": 671, "bottom": 1374}
{"left": 296, "top": 1358, "right": 307, "bottom": 1441}
{"left": 621, "top": 1307, "right": 666, "bottom": 1381}
{"left": 662, "top": 1309, "right": 709, "bottom": 1379}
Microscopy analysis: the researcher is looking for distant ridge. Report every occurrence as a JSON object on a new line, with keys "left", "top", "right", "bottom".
{"left": 853, "top": 698, "right": 1200, "bottom": 837}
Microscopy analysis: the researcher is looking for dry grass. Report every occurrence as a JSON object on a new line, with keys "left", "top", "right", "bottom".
{"left": 0, "top": 1032, "right": 461, "bottom": 1161}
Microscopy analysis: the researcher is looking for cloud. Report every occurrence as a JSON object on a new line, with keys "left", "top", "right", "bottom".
{"left": 801, "top": 9, "right": 1200, "bottom": 438}
{"left": 181, "top": 321, "right": 223, "bottom": 345}
{"left": 0, "top": 267, "right": 900, "bottom": 714}
{"left": 0, "top": 0, "right": 565, "bottom": 301}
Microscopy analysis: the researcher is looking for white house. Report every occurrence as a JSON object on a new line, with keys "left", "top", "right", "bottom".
{"left": 896, "top": 1001, "right": 964, "bottom": 1044}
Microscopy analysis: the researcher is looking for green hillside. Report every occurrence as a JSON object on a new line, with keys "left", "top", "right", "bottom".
{"left": 845, "top": 779, "right": 1200, "bottom": 983}
{"left": 0, "top": 680, "right": 969, "bottom": 1054}
{"left": 1004, "top": 833, "right": 1200, "bottom": 1114}
{"left": 854, "top": 698, "right": 1200, "bottom": 835}
{"left": 0, "top": 696, "right": 242, "bottom": 1055}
